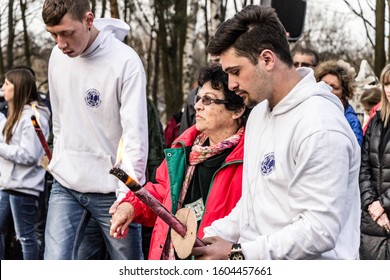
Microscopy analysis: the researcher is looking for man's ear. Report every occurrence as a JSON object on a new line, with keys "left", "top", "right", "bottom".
{"left": 260, "top": 49, "right": 275, "bottom": 66}
{"left": 85, "top": 12, "right": 94, "bottom": 29}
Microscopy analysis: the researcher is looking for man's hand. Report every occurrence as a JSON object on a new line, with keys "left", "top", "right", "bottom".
{"left": 368, "top": 200, "right": 385, "bottom": 221}
{"left": 191, "top": 236, "right": 232, "bottom": 260}
{"left": 109, "top": 202, "right": 135, "bottom": 239}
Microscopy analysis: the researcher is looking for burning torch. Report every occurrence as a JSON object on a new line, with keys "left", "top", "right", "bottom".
{"left": 31, "top": 103, "right": 51, "bottom": 161}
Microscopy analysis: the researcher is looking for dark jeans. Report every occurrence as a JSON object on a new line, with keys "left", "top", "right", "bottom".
{"left": 0, "top": 190, "right": 39, "bottom": 260}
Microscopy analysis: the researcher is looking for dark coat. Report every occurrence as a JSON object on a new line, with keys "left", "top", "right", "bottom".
{"left": 359, "top": 111, "right": 390, "bottom": 259}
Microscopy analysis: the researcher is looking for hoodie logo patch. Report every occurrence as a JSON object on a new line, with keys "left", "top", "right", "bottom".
{"left": 261, "top": 152, "right": 275, "bottom": 176}
{"left": 85, "top": 88, "right": 101, "bottom": 108}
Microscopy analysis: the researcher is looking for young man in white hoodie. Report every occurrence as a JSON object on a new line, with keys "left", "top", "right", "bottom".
{"left": 191, "top": 5, "right": 361, "bottom": 260}
{"left": 42, "top": 0, "right": 148, "bottom": 260}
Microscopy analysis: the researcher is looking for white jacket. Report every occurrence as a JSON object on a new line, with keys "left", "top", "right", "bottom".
{"left": 0, "top": 104, "right": 50, "bottom": 197}
{"left": 204, "top": 68, "right": 361, "bottom": 259}
{"left": 47, "top": 18, "right": 148, "bottom": 194}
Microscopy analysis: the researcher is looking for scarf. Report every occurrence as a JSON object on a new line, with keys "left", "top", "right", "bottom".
{"left": 162, "top": 126, "right": 244, "bottom": 260}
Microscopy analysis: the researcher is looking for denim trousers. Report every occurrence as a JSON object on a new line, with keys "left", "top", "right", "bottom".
{"left": 44, "top": 181, "right": 143, "bottom": 260}
{"left": 0, "top": 190, "right": 39, "bottom": 260}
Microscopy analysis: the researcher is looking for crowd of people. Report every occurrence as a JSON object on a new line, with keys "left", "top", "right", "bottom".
{"left": 0, "top": 0, "right": 389, "bottom": 260}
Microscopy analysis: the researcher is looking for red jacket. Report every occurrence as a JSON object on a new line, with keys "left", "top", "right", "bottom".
{"left": 363, "top": 102, "right": 380, "bottom": 135}
{"left": 121, "top": 125, "right": 244, "bottom": 259}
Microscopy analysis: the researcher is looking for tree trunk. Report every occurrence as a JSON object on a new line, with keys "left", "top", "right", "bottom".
{"left": 20, "top": 0, "right": 31, "bottom": 67}
{"left": 110, "top": 0, "right": 120, "bottom": 19}
{"left": 387, "top": 0, "right": 390, "bottom": 63}
{"left": 182, "top": 0, "right": 199, "bottom": 97}
{"left": 7, "top": 0, "right": 15, "bottom": 70}
{"left": 210, "top": 0, "right": 219, "bottom": 36}
{"left": 155, "top": 0, "right": 187, "bottom": 123}
{"left": 375, "top": 0, "right": 385, "bottom": 76}
{"left": 0, "top": 8, "right": 4, "bottom": 81}
{"left": 203, "top": 0, "right": 210, "bottom": 63}
{"left": 101, "top": 0, "right": 107, "bottom": 18}
{"left": 91, "top": 0, "right": 96, "bottom": 14}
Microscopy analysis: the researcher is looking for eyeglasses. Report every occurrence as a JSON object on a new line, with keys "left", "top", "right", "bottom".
{"left": 293, "top": 62, "right": 316, "bottom": 68}
{"left": 194, "top": 95, "right": 229, "bottom": 106}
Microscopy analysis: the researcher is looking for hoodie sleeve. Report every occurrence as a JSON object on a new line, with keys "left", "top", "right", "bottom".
{"left": 203, "top": 198, "right": 242, "bottom": 242}
{"left": 120, "top": 65, "right": 148, "bottom": 187}
{"left": 0, "top": 118, "right": 42, "bottom": 165}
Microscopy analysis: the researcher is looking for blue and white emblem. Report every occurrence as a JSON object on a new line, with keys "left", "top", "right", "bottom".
{"left": 84, "top": 88, "right": 101, "bottom": 108}
{"left": 261, "top": 152, "right": 275, "bottom": 176}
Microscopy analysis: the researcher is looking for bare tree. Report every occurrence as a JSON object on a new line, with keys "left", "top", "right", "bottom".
{"left": 7, "top": 0, "right": 15, "bottom": 70}
{"left": 100, "top": 0, "right": 107, "bottom": 18}
{"left": 20, "top": 0, "right": 31, "bottom": 67}
{"left": 343, "top": 0, "right": 385, "bottom": 76}
{"left": 0, "top": 5, "right": 6, "bottom": 80}
{"left": 375, "top": 0, "right": 386, "bottom": 75}
{"left": 182, "top": 0, "right": 199, "bottom": 96}
{"left": 109, "top": 0, "right": 119, "bottom": 19}
{"left": 154, "top": 0, "right": 188, "bottom": 122}
{"left": 0, "top": 0, "right": 383, "bottom": 125}
{"left": 295, "top": 6, "right": 373, "bottom": 72}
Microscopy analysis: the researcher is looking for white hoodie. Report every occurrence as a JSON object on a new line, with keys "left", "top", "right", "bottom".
{"left": 0, "top": 104, "right": 51, "bottom": 197}
{"left": 204, "top": 68, "right": 361, "bottom": 259}
{"left": 47, "top": 18, "right": 148, "bottom": 194}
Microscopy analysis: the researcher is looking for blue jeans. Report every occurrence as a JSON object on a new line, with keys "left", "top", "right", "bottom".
{"left": 44, "top": 181, "right": 143, "bottom": 260}
{"left": 0, "top": 190, "right": 39, "bottom": 260}
{"left": 77, "top": 217, "right": 110, "bottom": 259}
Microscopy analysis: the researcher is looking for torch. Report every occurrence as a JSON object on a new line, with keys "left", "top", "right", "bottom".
{"left": 31, "top": 115, "right": 52, "bottom": 161}
{"left": 110, "top": 167, "right": 205, "bottom": 259}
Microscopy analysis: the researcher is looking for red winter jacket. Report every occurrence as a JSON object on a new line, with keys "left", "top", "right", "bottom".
{"left": 121, "top": 125, "right": 244, "bottom": 259}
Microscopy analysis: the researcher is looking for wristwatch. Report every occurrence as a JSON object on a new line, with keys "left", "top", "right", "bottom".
{"left": 228, "top": 243, "right": 245, "bottom": 260}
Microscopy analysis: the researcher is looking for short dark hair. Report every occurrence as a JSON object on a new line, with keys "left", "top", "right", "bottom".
{"left": 207, "top": 5, "right": 293, "bottom": 66}
{"left": 42, "top": 0, "right": 91, "bottom": 25}
{"left": 197, "top": 65, "right": 245, "bottom": 112}
{"left": 292, "top": 47, "right": 320, "bottom": 66}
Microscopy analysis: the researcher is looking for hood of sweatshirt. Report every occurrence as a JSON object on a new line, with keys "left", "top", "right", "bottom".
{"left": 80, "top": 18, "right": 129, "bottom": 57}
{"left": 93, "top": 18, "right": 130, "bottom": 41}
{"left": 271, "top": 67, "right": 344, "bottom": 116}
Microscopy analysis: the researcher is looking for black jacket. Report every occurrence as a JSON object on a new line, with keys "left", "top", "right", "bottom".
{"left": 359, "top": 111, "right": 390, "bottom": 259}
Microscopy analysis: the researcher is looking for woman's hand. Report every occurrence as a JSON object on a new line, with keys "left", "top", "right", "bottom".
{"left": 376, "top": 212, "right": 390, "bottom": 233}
{"left": 368, "top": 201, "right": 384, "bottom": 221}
{"left": 109, "top": 202, "right": 135, "bottom": 239}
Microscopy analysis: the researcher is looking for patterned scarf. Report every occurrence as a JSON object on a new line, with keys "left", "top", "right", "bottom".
{"left": 162, "top": 126, "right": 244, "bottom": 259}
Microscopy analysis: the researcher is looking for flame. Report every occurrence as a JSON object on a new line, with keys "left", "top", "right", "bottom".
{"left": 113, "top": 136, "right": 138, "bottom": 184}
{"left": 31, "top": 102, "right": 41, "bottom": 127}
{"left": 114, "top": 137, "right": 125, "bottom": 166}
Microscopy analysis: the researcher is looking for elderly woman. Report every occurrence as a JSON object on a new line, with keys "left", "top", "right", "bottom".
{"left": 315, "top": 60, "right": 363, "bottom": 145}
{"left": 110, "top": 65, "right": 248, "bottom": 259}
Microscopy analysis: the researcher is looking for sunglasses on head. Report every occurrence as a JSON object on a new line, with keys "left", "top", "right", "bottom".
{"left": 194, "top": 95, "right": 229, "bottom": 106}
